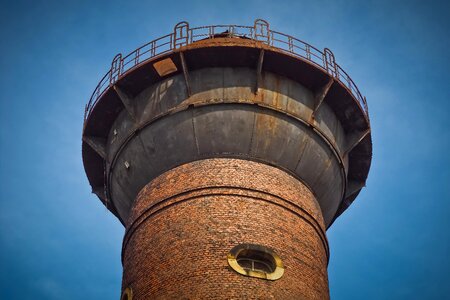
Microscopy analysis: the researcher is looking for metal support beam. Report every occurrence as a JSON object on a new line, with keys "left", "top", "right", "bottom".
{"left": 312, "top": 77, "right": 334, "bottom": 118}
{"left": 92, "top": 185, "right": 106, "bottom": 202}
{"left": 345, "top": 180, "right": 366, "bottom": 198}
{"left": 255, "top": 49, "right": 265, "bottom": 94}
{"left": 113, "top": 85, "right": 137, "bottom": 121}
{"left": 180, "top": 52, "right": 191, "bottom": 97}
{"left": 83, "top": 136, "right": 107, "bottom": 161}
{"left": 344, "top": 128, "right": 370, "bottom": 156}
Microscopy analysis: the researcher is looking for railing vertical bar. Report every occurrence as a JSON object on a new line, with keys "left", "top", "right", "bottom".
{"left": 134, "top": 49, "right": 139, "bottom": 66}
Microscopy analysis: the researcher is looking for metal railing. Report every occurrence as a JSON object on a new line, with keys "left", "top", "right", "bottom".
{"left": 84, "top": 19, "right": 368, "bottom": 122}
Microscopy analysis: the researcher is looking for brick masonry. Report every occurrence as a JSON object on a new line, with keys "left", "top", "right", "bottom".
{"left": 121, "top": 158, "right": 330, "bottom": 299}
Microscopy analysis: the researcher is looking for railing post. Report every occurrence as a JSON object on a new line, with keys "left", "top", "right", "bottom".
{"left": 173, "top": 21, "right": 190, "bottom": 49}
{"left": 109, "top": 53, "right": 122, "bottom": 84}
{"left": 209, "top": 26, "right": 214, "bottom": 39}
{"left": 228, "top": 25, "right": 233, "bottom": 37}
{"left": 84, "top": 104, "right": 88, "bottom": 121}
{"left": 151, "top": 41, "right": 156, "bottom": 56}
{"left": 254, "top": 19, "right": 270, "bottom": 44}
{"left": 288, "top": 37, "right": 294, "bottom": 52}
{"left": 323, "top": 48, "right": 337, "bottom": 78}
{"left": 134, "top": 49, "right": 140, "bottom": 65}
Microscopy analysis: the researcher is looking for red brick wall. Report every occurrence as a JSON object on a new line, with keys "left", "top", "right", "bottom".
{"left": 122, "top": 158, "right": 329, "bottom": 299}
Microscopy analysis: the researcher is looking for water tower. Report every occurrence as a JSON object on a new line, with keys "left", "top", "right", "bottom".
{"left": 82, "top": 20, "right": 371, "bottom": 299}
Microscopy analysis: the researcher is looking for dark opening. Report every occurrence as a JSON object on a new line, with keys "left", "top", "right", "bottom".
{"left": 236, "top": 249, "right": 276, "bottom": 273}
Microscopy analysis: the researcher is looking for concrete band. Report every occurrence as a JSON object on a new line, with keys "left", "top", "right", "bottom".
{"left": 121, "top": 158, "right": 330, "bottom": 299}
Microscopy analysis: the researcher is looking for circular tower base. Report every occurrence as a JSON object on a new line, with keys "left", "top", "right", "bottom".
{"left": 121, "top": 158, "right": 329, "bottom": 299}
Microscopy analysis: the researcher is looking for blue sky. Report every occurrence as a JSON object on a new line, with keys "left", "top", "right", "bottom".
{"left": 0, "top": 0, "right": 449, "bottom": 299}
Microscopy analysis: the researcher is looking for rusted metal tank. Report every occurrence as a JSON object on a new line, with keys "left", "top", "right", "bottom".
{"left": 82, "top": 20, "right": 371, "bottom": 299}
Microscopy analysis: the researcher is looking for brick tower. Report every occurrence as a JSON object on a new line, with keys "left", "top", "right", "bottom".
{"left": 82, "top": 20, "right": 372, "bottom": 299}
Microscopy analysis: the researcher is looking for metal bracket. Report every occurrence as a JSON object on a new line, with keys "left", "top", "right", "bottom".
{"left": 345, "top": 180, "right": 366, "bottom": 198}
{"left": 180, "top": 52, "right": 192, "bottom": 97}
{"left": 311, "top": 77, "right": 334, "bottom": 119}
{"left": 113, "top": 85, "right": 137, "bottom": 122}
{"left": 92, "top": 185, "right": 106, "bottom": 202}
{"left": 255, "top": 49, "right": 265, "bottom": 94}
{"left": 83, "top": 136, "right": 107, "bottom": 161}
{"left": 344, "top": 128, "right": 370, "bottom": 156}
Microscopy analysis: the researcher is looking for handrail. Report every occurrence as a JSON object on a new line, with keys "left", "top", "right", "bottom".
{"left": 84, "top": 20, "right": 369, "bottom": 123}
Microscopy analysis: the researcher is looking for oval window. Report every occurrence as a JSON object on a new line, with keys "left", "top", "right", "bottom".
{"left": 121, "top": 287, "right": 133, "bottom": 300}
{"left": 227, "top": 244, "right": 284, "bottom": 280}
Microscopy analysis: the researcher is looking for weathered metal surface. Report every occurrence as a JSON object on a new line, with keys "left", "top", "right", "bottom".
{"left": 82, "top": 20, "right": 372, "bottom": 227}
{"left": 101, "top": 68, "right": 348, "bottom": 225}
